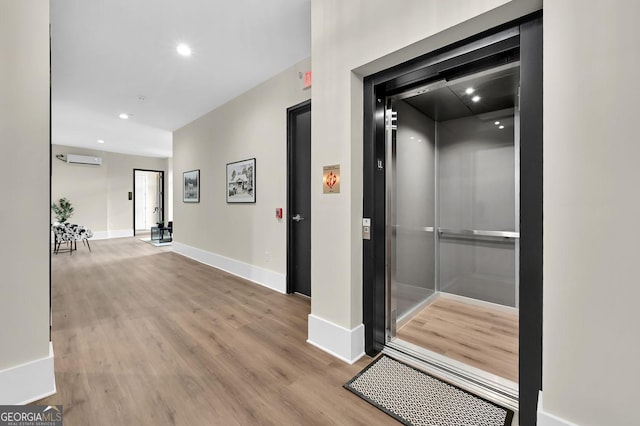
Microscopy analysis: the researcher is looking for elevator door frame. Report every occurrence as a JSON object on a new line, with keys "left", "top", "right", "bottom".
{"left": 362, "top": 13, "right": 542, "bottom": 425}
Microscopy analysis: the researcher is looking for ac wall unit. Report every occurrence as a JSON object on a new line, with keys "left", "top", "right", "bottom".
{"left": 66, "top": 154, "right": 102, "bottom": 166}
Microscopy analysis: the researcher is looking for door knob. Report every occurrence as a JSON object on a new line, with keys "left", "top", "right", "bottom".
{"left": 292, "top": 214, "right": 304, "bottom": 222}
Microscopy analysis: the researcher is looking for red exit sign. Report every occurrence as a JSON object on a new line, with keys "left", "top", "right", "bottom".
{"left": 304, "top": 71, "right": 312, "bottom": 88}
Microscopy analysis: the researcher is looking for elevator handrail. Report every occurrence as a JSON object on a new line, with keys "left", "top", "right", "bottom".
{"left": 391, "top": 225, "right": 434, "bottom": 233}
{"left": 438, "top": 228, "right": 519, "bottom": 240}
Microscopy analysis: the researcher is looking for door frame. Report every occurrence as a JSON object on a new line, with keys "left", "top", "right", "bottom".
{"left": 286, "top": 99, "right": 311, "bottom": 294}
{"left": 362, "top": 12, "right": 542, "bottom": 425}
{"left": 132, "top": 168, "right": 165, "bottom": 236}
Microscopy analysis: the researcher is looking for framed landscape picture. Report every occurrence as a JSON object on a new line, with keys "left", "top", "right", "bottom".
{"left": 226, "top": 158, "right": 255, "bottom": 203}
{"left": 183, "top": 169, "right": 200, "bottom": 203}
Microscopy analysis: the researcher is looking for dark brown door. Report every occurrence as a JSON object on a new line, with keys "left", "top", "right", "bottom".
{"left": 287, "top": 100, "right": 311, "bottom": 296}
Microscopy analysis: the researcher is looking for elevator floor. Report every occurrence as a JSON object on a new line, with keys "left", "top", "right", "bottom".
{"left": 396, "top": 297, "right": 518, "bottom": 382}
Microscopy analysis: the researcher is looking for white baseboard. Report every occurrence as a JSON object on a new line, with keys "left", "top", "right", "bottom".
{"left": 92, "top": 229, "right": 134, "bottom": 240}
{"left": 537, "top": 391, "right": 579, "bottom": 426}
{"left": 172, "top": 242, "right": 286, "bottom": 294}
{"left": 307, "top": 314, "right": 365, "bottom": 364}
{"left": 0, "top": 342, "right": 56, "bottom": 405}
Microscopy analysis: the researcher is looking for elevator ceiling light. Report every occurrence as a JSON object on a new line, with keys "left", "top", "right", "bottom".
{"left": 97, "top": 139, "right": 105, "bottom": 144}
{"left": 499, "top": 125, "right": 505, "bottom": 129}
{"left": 471, "top": 95, "right": 481, "bottom": 103}
{"left": 119, "top": 113, "right": 130, "bottom": 119}
{"left": 177, "top": 43, "right": 192, "bottom": 56}
{"left": 494, "top": 121, "right": 500, "bottom": 125}
{"left": 465, "top": 87, "right": 475, "bottom": 95}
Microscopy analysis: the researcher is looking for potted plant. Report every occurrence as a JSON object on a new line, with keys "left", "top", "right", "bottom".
{"left": 51, "top": 197, "right": 74, "bottom": 224}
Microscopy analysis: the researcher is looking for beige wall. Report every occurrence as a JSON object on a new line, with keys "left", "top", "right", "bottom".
{"left": 173, "top": 58, "right": 311, "bottom": 274}
{"left": 543, "top": 2, "right": 640, "bottom": 424}
{"left": 0, "top": 0, "right": 50, "bottom": 369}
{"left": 52, "top": 145, "right": 168, "bottom": 236}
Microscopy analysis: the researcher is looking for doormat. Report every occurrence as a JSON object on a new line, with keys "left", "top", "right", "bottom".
{"left": 344, "top": 355, "right": 513, "bottom": 426}
{"left": 140, "top": 237, "right": 172, "bottom": 247}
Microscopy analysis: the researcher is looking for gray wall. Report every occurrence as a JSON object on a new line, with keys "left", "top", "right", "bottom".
{"left": 173, "top": 58, "right": 311, "bottom": 274}
{"left": 438, "top": 114, "right": 516, "bottom": 306}
{"left": 0, "top": 0, "right": 50, "bottom": 370}
{"left": 393, "top": 100, "right": 436, "bottom": 315}
{"left": 52, "top": 144, "right": 168, "bottom": 237}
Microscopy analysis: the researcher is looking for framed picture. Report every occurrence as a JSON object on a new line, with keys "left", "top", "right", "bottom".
{"left": 183, "top": 169, "right": 200, "bottom": 203}
{"left": 226, "top": 158, "right": 256, "bottom": 203}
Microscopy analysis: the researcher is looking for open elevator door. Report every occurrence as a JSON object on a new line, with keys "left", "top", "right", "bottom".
{"left": 362, "top": 14, "right": 542, "bottom": 425}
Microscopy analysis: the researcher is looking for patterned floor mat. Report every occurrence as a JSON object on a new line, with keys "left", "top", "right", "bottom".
{"left": 344, "top": 355, "right": 513, "bottom": 426}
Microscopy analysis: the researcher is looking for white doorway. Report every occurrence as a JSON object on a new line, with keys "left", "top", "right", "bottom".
{"left": 134, "top": 169, "right": 163, "bottom": 233}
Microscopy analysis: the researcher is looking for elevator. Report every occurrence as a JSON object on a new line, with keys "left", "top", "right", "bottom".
{"left": 362, "top": 16, "right": 543, "bottom": 422}
{"left": 386, "top": 62, "right": 520, "bottom": 385}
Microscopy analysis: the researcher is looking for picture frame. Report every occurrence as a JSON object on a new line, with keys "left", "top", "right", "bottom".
{"left": 226, "top": 158, "right": 256, "bottom": 203}
{"left": 183, "top": 169, "right": 200, "bottom": 203}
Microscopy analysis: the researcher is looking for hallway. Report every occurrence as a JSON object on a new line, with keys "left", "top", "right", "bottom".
{"left": 40, "top": 238, "right": 394, "bottom": 425}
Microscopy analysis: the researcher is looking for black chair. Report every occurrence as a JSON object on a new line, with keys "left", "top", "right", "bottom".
{"left": 151, "top": 221, "right": 172, "bottom": 242}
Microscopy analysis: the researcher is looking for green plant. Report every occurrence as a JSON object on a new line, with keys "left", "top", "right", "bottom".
{"left": 51, "top": 197, "right": 74, "bottom": 223}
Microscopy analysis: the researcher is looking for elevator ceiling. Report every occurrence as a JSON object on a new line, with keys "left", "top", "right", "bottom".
{"left": 403, "top": 65, "right": 520, "bottom": 122}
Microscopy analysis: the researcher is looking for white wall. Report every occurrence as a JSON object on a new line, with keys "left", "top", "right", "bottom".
{"left": 0, "top": 0, "right": 54, "bottom": 401}
{"left": 542, "top": 2, "right": 640, "bottom": 425}
{"left": 173, "top": 58, "right": 311, "bottom": 287}
{"left": 52, "top": 144, "right": 168, "bottom": 238}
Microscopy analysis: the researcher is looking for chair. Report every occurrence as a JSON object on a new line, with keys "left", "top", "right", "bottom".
{"left": 52, "top": 224, "right": 93, "bottom": 254}
{"left": 151, "top": 221, "right": 172, "bottom": 243}
{"left": 69, "top": 224, "right": 93, "bottom": 252}
{"left": 52, "top": 224, "right": 75, "bottom": 255}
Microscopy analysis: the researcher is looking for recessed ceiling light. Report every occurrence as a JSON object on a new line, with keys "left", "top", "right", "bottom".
{"left": 499, "top": 125, "right": 505, "bottom": 129}
{"left": 465, "top": 87, "right": 475, "bottom": 95}
{"left": 471, "top": 95, "right": 481, "bottom": 103}
{"left": 410, "top": 136, "right": 414, "bottom": 139}
{"left": 97, "top": 139, "right": 105, "bottom": 144}
{"left": 176, "top": 43, "right": 192, "bottom": 56}
{"left": 119, "top": 113, "right": 130, "bottom": 119}
{"left": 494, "top": 121, "right": 500, "bottom": 125}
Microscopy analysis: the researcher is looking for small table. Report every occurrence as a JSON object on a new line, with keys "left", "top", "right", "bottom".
{"left": 151, "top": 226, "right": 172, "bottom": 243}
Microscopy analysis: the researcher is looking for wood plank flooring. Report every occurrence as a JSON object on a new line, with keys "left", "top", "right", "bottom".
{"left": 396, "top": 298, "right": 519, "bottom": 382}
{"left": 39, "top": 238, "right": 395, "bottom": 425}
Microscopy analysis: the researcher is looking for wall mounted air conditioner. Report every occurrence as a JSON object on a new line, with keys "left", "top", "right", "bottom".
{"left": 66, "top": 154, "right": 102, "bottom": 166}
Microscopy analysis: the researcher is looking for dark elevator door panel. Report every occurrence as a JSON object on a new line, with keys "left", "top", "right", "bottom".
{"left": 289, "top": 102, "right": 311, "bottom": 296}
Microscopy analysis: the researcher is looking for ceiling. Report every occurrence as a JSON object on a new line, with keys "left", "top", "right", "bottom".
{"left": 403, "top": 64, "right": 520, "bottom": 122}
{"left": 51, "top": 0, "right": 311, "bottom": 158}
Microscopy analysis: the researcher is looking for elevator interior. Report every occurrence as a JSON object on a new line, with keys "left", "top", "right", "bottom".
{"left": 386, "top": 62, "right": 520, "bottom": 383}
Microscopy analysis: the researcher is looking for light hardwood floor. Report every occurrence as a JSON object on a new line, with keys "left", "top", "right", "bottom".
{"left": 39, "top": 238, "right": 395, "bottom": 425}
{"left": 396, "top": 298, "right": 519, "bottom": 382}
